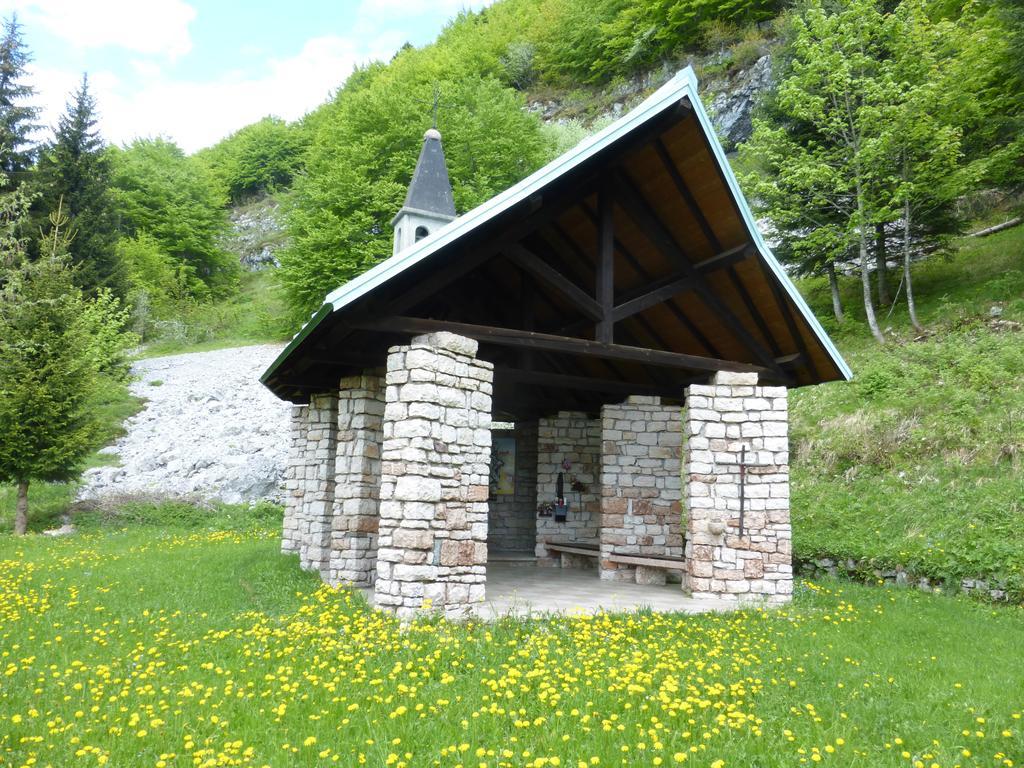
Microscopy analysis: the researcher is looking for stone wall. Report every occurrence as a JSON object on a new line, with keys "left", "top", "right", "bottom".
{"left": 373, "top": 332, "right": 494, "bottom": 620}
{"left": 599, "top": 397, "right": 684, "bottom": 583}
{"left": 683, "top": 371, "right": 792, "bottom": 604}
{"left": 281, "top": 404, "right": 310, "bottom": 554}
{"left": 535, "top": 411, "right": 601, "bottom": 565}
{"left": 297, "top": 392, "right": 339, "bottom": 576}
{"left": 328, "top": 373, "right": 385, "bottom": 588}
{"left": 488, "top": 421, "right": 538, "bottom": 553}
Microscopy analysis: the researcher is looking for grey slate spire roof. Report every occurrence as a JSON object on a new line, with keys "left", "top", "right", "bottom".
{"left": 400, "top": 128, "right": 456, "bottom": 218}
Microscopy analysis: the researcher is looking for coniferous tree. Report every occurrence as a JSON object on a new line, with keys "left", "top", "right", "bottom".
{"left": 0, "top": 201, "right": 133, "bottom": 534}
{"left": 0, "top": 14, "right": 39, "bottom": 187}
{"left": 37, "top": 75, "right": 124, "bottom": 295}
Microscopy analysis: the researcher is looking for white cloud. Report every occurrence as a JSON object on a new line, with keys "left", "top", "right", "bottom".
{"left": 18, "top": 0, "right": 496, "bottom": 152}
{"left": 30, "top": 32, "right": 404, "bottom": 152}
{"left": 5, "top": 0, "right": 195, "bottom": 58}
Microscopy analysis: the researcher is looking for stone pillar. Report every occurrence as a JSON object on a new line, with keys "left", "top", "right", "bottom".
{"left": 281, "top": 405, "right": 310, "bottom": 554}
{"left": 298, "top": 392, "right": 339, "bottom": 575}
{"left": 599, "top": 396, "right": 684, "bottom": 583}
{"left": 328, "top": 372, "right": 385, "bottom": 588}
{"left": 684, "top": 371, "right": 792, "bottom": 605}
{"left": 534, "top": 412, "right": 601, "bottom": 566}
{"left": 373, "top": 332, "right": 493, "bottom": 620}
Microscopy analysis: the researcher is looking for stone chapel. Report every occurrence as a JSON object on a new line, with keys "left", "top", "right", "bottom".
{"left": 260, "top": 68, "right": 851, "bottom": 620}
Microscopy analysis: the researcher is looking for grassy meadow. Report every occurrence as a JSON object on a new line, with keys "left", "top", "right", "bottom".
{"left": 1, "top": 508, "right": 1022, "bottom": 768}
{"left": 789, "top": 223, "right": 1024, "bottom": 599}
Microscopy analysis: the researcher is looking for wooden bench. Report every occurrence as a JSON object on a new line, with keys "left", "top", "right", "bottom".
{"left": 544, "top": 543, "right": 685, "bottom": 584}
{"left": 608, "top": 552, "right": 686, "bottom": 585}
{"left": 545, "top": 541, "right": 599, "bottom": 558}
{"left": 606, "top": 553, "right": 686, "bottom": 571}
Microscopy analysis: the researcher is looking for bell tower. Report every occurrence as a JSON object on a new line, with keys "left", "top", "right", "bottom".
{"left": 391, "top": 128, "right": 456, "bottom": 255}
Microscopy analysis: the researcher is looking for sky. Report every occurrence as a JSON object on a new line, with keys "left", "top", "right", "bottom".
{"left": 1, "top": 0, "right": 490, "bottom": 154}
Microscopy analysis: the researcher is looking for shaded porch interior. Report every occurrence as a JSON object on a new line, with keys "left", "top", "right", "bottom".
{"left": 487, "top": 402, "right": 686, "bottom": 590}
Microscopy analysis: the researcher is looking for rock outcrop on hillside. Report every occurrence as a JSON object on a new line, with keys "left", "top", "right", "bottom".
{"left": 222, "top": 196, "right": 287, "bottom": 270}
{"left": 79, "top": 345, "right": 292, "bottom": 506}
{"left": 706, "top": 54, "right": 773, "bottom": 149}
{"left": 528, "top": 50, "right": 775, "bottom": 152}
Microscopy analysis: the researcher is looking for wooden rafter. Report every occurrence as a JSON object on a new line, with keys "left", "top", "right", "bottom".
{"left": 609, "top": 243, "right": 754, "bottom": 323}
{"left": 505, "top": 242, "right": 603, "bottom": 321}
{"left": 596, "top": 184, "right": 615, "bottom": 344}
{"left": 613, "top": 170, "right": 788, "bottom": 380}
{"left": 579, "top": 201, "right": 725, "bottom": 359}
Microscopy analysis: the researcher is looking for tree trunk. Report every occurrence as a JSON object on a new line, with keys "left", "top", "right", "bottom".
{"left": 827, "top": 262, "right": 844, "bottom": 322}
{"left": 904, "top": 198, "right": 922, "bottom": 333}
{"left": 860, "top": 235, "right": 885, "bottom": 343}
{"left": 856, "top": 182, "right": 886, "bottom": 344}
{"left": 875, "top": 222, "right": 891, "bottom": 307}
{"left": 14, "top": 480, "right": 28, "bottom": 535}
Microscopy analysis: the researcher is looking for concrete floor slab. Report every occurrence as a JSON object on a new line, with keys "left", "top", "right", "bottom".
{"left": 364, "top": 562, "right": 727, "bottom": 619}
{"left": 474, "top": 562, "right": 723, "bottom": 618}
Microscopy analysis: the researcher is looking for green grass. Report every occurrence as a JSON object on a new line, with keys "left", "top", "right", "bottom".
{"left": 138, "top": 270, "right": 292, "bottom": 358}
{"left": 789, "top": 222, "right": 1024, "bottom": 598}
{"left": 0, "top": 380, "right": 144, "bottom": 534}
{"left": 0, "top": 511, "right": 1021, "bottom": 768}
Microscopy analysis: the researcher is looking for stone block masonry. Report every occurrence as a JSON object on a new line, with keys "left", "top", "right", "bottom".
{"left": 328, "top": 372, "right": 385, "bottom": 588}
{"left": 535, "top": 412, "right": 601, "bottom": 565}
{"left": 684, "top": 371, "right": 792, "bottom": 605}
{"left": 280, "top": 404, "right": 310, "bottom": 554}
{"left": 373, "top": 332, "right": 494, "bottom": 620}
{"left": 599, "top": 397, "right": 683, "bottom": 583}
{"left": 296, "top": 393, "right": 339, "bottom": 576}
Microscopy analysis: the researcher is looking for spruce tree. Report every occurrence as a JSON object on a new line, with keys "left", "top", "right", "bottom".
{"left": 0, "top": 201, "right": 133, "bottom": 534}
{"left": 0, "top": 206, "right": 98, "bottom": 534}
{"left": 0, "top": 14, "right": 39, "bottom": 187}
{"left": 37, "top": 75, "right": 124, "bottom": 295}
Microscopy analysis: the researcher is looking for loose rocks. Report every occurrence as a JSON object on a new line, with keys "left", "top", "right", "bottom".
{"left": 79, "top": 344, "right": 291, "bottom": 506}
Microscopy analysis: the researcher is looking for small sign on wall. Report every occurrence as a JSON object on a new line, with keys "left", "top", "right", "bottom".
{"left": 490, "top": 436, "right": 516, "bottom": 496}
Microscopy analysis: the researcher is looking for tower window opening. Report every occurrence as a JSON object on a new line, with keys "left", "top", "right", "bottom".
{"left": 415, "top": 226, "right": 429, "bottom": 241}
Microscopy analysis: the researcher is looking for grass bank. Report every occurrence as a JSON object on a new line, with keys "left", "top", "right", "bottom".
{"left": 790, "top": 223, "right": 1024, "bottom": 599}
{"left": 0, "top": 509, "right": 1021, "bottom": 768}
{"left": 138, "top": 270, "right": 292, "bottom": 359}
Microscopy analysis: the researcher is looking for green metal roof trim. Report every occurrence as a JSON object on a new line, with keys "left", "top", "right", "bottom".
{"left": 262, "top": 67, "right": 852, "bottom": 388}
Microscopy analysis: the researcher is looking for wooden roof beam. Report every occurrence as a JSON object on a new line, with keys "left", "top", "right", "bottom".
{"left": 580, "top": 201, "right": 725, "bottom": 358}
{"left": 353, "top": 315, "right": 773, "bottom": 376}
{"left": 610, "top": 243, "right": 754, "bottom": 323}
{"left": 505, "top": 242, "right": 603, "bottom": 321}
{"left": 497, "top": 367, "right": 694, "bottom": 399}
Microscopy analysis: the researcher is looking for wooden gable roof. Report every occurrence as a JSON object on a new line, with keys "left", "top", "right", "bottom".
{"left": 262, "top": 68, "right": 850, "bottom": 419}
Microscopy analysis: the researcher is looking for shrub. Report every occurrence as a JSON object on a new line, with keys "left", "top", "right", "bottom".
{"left": 500, "top": 41, "right": 537, "bottom": 89}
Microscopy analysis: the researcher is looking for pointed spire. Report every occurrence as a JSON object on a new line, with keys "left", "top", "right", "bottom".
{"left": 401, "top": 128, "right": 455, "bottom": 218}
{"left": 391, "top": 128, "right": 456, "bottom": 255}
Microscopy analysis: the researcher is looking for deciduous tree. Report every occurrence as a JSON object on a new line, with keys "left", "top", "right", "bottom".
{"left": 110, "top": 138, "right": 236, "bottom": 297}
{"left": 280, "top": 67, "right": 550, "bottom": 317}
{"left": 741, "top": 0, "right": 903, "bottom": 343}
